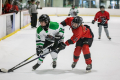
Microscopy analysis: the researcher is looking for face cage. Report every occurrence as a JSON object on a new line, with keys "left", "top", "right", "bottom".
{"left": 39, "top": 19, "right": 48, "bottom": 23}
{"left": 41, "top": 22, "right": 50, "bottom": 29}
{"left": 71, "top": 21, "right": 80, "bottom": 29}
{"left": 39, "top": 19, "right": 49, "bottom": 25}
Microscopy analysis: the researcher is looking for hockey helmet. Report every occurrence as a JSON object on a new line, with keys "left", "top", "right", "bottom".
{"left": 71, "top": 16, "right": 83, "bottom": 29}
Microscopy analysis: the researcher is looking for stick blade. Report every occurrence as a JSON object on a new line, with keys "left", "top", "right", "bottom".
{"left": 0, "top": 68, "right": 8, "bottom": 73}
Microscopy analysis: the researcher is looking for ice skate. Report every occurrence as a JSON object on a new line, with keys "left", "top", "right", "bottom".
{"left": 86, "top": 64, "right": 92, "bottom": 72}
{"left": 71, "top": 62, "right": 77, "bottom": 69}
{"left": 98, "top": 36, "right": 101, "bottom": 39}
{"left": 107, "top": 36, "right": 111, "bottom": 40}
{"left": 32, "top": 63, "right": 40, "bottom": 70}
{"left": 52, "top": 61, "right": 56, "bottom": 69}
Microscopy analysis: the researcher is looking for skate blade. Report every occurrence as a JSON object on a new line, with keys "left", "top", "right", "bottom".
{"left": 0, "top": 68, "right": 8, "bottom": 73}
{"left": 86, "top": 70, "right": 91, "bottom": 73}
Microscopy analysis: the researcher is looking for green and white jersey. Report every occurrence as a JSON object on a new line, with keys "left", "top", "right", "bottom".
{"left": 69, "top": 8, "right": 79, "bottom": 17}
{"left": 36, "top": 21, "right": 64, "bottom": 47}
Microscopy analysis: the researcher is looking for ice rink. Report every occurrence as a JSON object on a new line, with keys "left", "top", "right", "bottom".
{"left": 0, "top": 16, "right": 120, "bottom": 80}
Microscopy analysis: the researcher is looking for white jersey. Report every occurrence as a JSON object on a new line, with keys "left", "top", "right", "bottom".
{"left": 36, "top": 21, "right": 64, "bottom": 47}
{"left": 69, "top": 8, "right": 79, "bottom": 17}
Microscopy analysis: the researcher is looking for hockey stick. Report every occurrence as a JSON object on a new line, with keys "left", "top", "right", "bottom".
{"left": 0, "top": 43, "right": 54, "bottom": 73}
{"left": 9, "top": 49, "right": 54, "bottom": 72}
{"left": 82, "top": 22, "right": 92, "bottom": 23}
{"left": 1, "top": 47, "right": 54, "bottom": 72}
{"left": 0, "top": 50, "right": 52, "bottom": 73}
{"left": 0, "top": 54, "right": 36, "bottom": 73}
{"left": 7, "top": 54, "right": 36, "bottom": 72}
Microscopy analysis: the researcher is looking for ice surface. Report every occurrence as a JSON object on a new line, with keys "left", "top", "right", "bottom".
{"left": 0, "top": 16, "right": 120, "bottom": 80}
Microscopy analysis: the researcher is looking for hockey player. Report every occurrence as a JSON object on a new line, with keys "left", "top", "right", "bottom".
{"left": 92, "top": 6, "right": 111, "bottom": 40}
{"left": 68, "top": 5, "right": 79, "bottom": 17}
{"left": 60, "top": 16, "right": 94, "bottom": 72}
{"left": 32, "top": 14, "right": 65, "bottom": 70}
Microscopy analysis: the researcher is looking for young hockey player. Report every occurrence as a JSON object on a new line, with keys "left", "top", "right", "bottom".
{"left": 32, "top": 14, "right": 65, "bottom": 70}
{"left": 60, "top": 16, "right": 94, "bottom": 72}
{"left": 92, "top": 6, "right": 111, "bottom": 40}
{"left": 68, "top": 5, "right": 79, "bottom": 17}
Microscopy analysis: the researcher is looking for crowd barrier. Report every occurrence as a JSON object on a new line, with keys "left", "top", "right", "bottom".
{"left": 0, "top": 7, "right": 120, "bottom": 41}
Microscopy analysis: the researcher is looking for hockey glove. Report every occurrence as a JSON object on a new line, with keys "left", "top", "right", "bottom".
{"left": 92, "top": 20, "right": 95, "bottom": 24}
{"left": 50, "top": 35, "right": 62, "bottom": 50}
{"left": 36, "top": 46, "right": 43, "bottom": 56}
{"left": 52, "top": 42, "right": 66, "bottom": 53}
{"left": 58, "top": 42, "right": 66, "bottom": 50}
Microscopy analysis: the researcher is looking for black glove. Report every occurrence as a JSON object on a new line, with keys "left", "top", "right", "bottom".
{"left": 36, "top": 46, "right": 43, "bottom": 56}
{"left": 92, "top": 20, "right": 95, "bottom": 24}
{"left": 55, "top": 35, "right": 62, "bottom": 41}
{"left": 58, "top": 42, "right": 66, "bottom": 50}
{"left": 52, "top": 42, "right": 66, "bottom": 53}
{"left": 50, "top": 35, "right": 62, "bottom": 50}
{"left": 68, "top": 14, "right": 70, "bottom": 16}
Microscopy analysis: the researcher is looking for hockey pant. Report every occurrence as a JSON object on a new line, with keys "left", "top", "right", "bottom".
{"left": 98, "top": 23, "right": 110, "bottom": 37}
{"left": 73, "top": 38, "right": 93, "bottom": 64}
{"left": 37, "top": 48, "right": 58, "bottom": 64}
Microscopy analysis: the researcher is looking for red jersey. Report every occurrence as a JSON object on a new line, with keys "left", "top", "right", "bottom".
{"left": 5, "top": 3, "right": 12, "bottom": 13}
{"left": 2, "top": 4, "right": 4, "bottom": 8}
{"left": 2, "top": 4, "right": 5, "bottom": 14}
{"left": 13, "top": 5, "right": 19, "bottom": 11}
{"left": 61, "top": 17, "right": 93, "bottom": 46}
{"left": 94, "top": 11, "right": 110, "bottom": 24}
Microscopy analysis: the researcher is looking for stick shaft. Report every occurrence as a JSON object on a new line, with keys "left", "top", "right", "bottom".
{"left": 9, "top": 54, "right": 36, "bottom": 71}
{"left": 83, "top": 22, "right": 92, "bottom": 23}
{"left": 8, "top": 43, "right": 54, "bottom": 71}
{"left": 9, "top": 43, "right": 54, "bottom": 70}
{"left": 12, "top": 51, "right": 51, "bottom": 71}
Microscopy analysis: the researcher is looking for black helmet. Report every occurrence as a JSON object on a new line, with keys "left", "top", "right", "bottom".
{"left": 36, "top": 1, "right": 40, "bottom": 4}
{"left": 100, "top": 6, "right": 105, "bottom": 9}
{"left": 39, "top": 14, "right": 50, "bottom": 31}
{"left": 39, "top": 14, "right": 50, "bottom": 24}
{"left": 72, "top": 16, "right": 83, "bottom": 29}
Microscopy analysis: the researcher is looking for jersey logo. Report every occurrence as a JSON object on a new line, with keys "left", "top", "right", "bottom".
{"left": 37, "top": 35, "right": 40, "bottom": 39}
